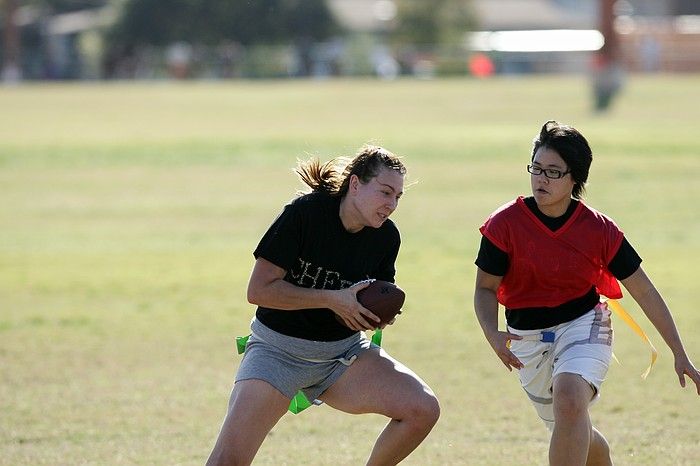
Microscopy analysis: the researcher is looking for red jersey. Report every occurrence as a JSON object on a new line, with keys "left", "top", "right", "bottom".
{"left": 480, "top": 197, "right": 624, "bottom": 309}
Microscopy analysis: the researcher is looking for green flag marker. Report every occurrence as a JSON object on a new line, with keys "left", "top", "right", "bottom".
{"left": 288, "top": 391, "right": 313, "bottom": 414}
{"left": 235, "top": 335, "right": 250, "bottom": 355}
{"left": 371, "top": 328, "right": 383, "bottom": 346}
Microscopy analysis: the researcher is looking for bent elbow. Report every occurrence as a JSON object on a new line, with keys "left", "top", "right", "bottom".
{"left": 247, "top": 284, "right": 261, "bottom": 305}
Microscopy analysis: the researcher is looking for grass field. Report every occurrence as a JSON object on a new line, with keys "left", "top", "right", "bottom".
{"left": 1, "top": 75, "right": 700, "bottom": 465}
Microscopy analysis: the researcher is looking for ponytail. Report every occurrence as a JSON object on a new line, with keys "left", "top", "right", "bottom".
{"left": 295, "top": 145, "right": 405, "bottom": 196}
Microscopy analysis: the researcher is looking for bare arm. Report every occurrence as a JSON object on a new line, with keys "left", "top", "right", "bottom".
{"left": 474, "top": 268, "right": 523, "bottom": 371}
{"left": 620, "top": 266, "right": 700, "bottom": 394}
{"left": 247, "top": 257, "right": 380, "bottom": 331}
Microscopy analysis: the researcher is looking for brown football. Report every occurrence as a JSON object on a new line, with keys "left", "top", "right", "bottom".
{"left": 356, "top": 280, "right": 405, "bottom": 326}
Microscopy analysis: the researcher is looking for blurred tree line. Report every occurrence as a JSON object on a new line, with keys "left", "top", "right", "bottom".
{"left": 109, "top": 0, "right": 337, "bottom": 46}
{"left": 1, "top": 0, "right": 474, "bottom": 79}
{"left": 394, "top": 0, "right": 474, "bottom": 46}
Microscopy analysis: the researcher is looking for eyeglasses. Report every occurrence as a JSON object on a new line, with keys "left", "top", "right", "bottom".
{"left": 527, "top": 164, "right": 570, "bottom": 179}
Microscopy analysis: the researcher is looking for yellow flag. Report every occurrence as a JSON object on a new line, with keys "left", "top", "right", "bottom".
{"left": 607, "top": 299, "right": 658, "bottom": 379}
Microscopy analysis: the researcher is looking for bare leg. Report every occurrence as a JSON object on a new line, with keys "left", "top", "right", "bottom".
{"left": 206, "top": 379, "right": 290, "bottom": 466}
{"left": 549, "top": 373, "right": 595, "bottom": 466}
{"left": 319, "top": 348, "right": 440, "bottom": 466}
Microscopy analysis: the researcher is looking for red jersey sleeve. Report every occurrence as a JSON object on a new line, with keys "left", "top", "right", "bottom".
{"left": 479, "top": 199, "right": 518, "bottom": 253}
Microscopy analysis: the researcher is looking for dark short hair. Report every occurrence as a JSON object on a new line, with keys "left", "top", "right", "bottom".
{"left": 532, "top": 120, "right": 592, "bottom": 199}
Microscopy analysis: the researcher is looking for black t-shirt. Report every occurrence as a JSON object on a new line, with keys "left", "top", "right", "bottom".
{"left": 253, "top": 191, "right": 400, "bottom": 341}
{"left": 475, "top": 197, "right": 642, "bottom": 330}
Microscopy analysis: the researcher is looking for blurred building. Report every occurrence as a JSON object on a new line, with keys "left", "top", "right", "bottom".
{"left": 602, "top": 0, "right": 700, "bottom": 73}
{"left": 1, "top": 4, "right": 115, "bottom": 80}
{"left": 465, "top": 0, "right": 700, "bottom": 74}
{"left": 468, "top": 0, "right": 597, "bottom": 73}
{"left": 328, "top": 0, "right": 700, "bottom": 76}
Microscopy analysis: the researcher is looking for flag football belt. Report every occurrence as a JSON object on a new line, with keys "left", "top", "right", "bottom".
{"left": 510, "top": 300, "right": 657, "bottom": 379}
{"left": 519, "top": 331, "right": 556, "bottom": 343}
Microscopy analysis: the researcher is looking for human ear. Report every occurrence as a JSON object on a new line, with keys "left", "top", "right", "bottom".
{"left": 349, "top": 174, "right": 359, "bottom": 193}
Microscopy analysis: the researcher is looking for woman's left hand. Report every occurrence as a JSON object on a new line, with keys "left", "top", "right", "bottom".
{"left": 673, "top": 353, "right": 700, "bottom": 395}
{"left": 330, "top": 280, "right": 381, "bottom": 331}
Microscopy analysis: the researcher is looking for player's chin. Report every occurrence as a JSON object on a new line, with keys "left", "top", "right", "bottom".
{"left": 373, "top": 213, "right": 389, "bottom": 227}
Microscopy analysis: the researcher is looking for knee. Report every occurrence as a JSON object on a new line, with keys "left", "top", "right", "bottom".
{"left": 552, "top": 388, "right": 589, "bottom": 423}
{"left": 403, "top": 392, "right": 441, "bottom": 430}
{"left": 422, "top": 393, "right": 441, "bottom": 427}
{"left": 552, "top": 374, "right": 594, "bottom": 423}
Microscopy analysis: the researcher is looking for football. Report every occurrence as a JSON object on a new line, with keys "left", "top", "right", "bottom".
{"left": 356, "top": 280, "right": 405, "bottom": 326}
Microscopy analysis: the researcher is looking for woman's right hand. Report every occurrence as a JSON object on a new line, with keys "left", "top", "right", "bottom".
{"left": 486, "top": 330, "right": 524, "bottom": 371}
{"left": 330, "top": 280, "right": 381, "bottom": 331}
{"left": 474, "top": 269, "right": 522, "bottom": 371}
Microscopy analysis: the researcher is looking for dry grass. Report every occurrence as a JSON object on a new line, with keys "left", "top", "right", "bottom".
{"left": 1, "top": 75, "right": 699, "bottom": 465}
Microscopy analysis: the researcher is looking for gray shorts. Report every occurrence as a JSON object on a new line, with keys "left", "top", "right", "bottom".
{"left": 235, "top": 318, "right": 377, "bottom": 401}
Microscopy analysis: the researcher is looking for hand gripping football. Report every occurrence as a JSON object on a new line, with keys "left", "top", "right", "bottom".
{"left": 357, "top": 280, "right": 406, "bottom": 326}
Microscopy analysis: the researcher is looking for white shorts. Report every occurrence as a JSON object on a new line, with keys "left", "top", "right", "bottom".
{"left": 507, "top": 302, "right": 613, "bottom": 431}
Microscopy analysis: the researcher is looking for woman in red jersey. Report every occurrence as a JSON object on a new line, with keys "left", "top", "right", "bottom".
{"left": 474, "top": 120, "right": 700, "bottom": 466}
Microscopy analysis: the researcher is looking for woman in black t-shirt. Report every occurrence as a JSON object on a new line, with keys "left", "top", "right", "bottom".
{"left": 207, "top": 145, "right": 439, "bottom": 466}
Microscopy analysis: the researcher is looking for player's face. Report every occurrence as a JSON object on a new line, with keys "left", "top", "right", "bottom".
{"left": 530, "top": 147, "right": 575, "bottom": 217}
{"left": 346, "top": 167, "right": 404, "bottom": 231}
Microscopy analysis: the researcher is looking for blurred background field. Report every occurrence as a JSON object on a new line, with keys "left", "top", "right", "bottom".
{"left": 1, "top": 75, "right": 700, "bottom": 465}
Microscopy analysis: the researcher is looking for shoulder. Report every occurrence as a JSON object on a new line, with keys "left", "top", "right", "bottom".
{"left": 492, "top": 197, "right": 520, "bottom": 216}
{"left": 479, "top": 197, "right": 522, "bottom": 250}
{"left": 379, "top": 218, "right": 400, "bottom": 242}
{"left": 576, "top": 203, "right": 625, "bottom": 254}
{"left": 482, "top": 197, "right": 522, "bottom": 228}
{"left": 287, "top": 191, "right": 337, "bottom": 214}
{"left": 289, "top": 191, "right": 330, "bottom": 207}
{"left": 578, "top": 203, "right": 622, "bottom": 232}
